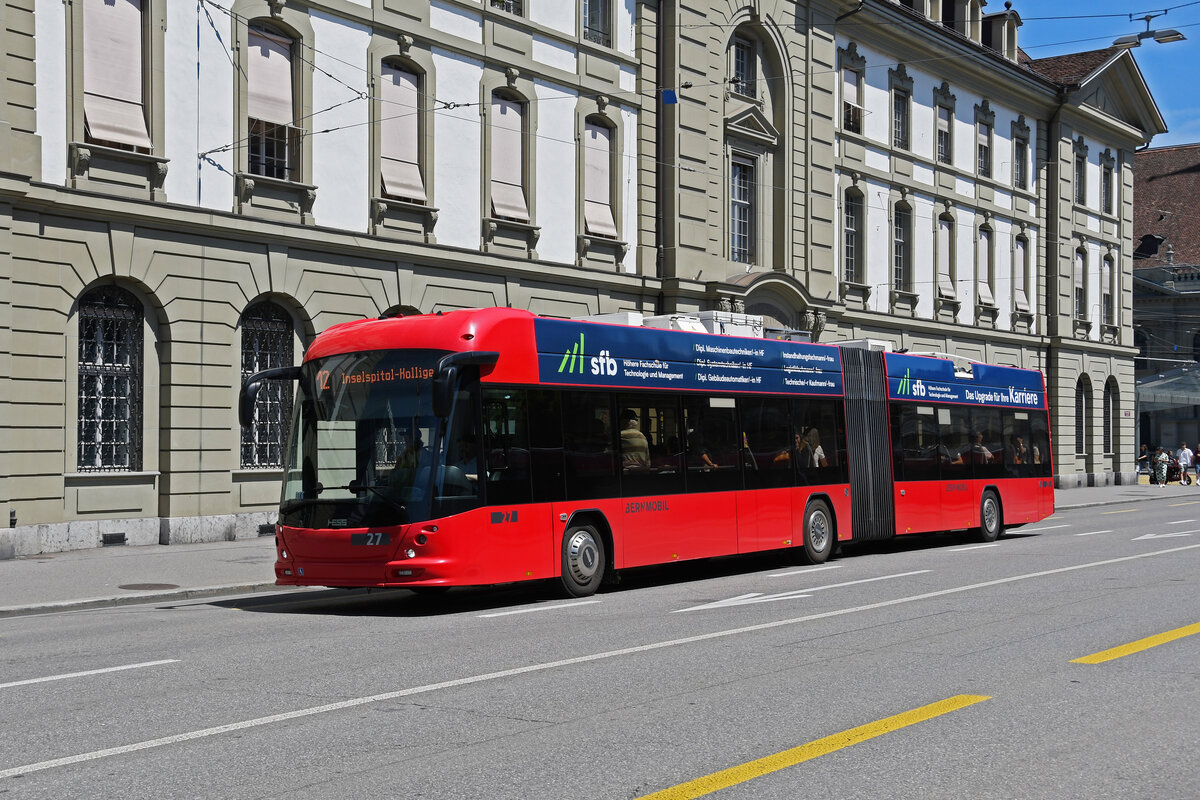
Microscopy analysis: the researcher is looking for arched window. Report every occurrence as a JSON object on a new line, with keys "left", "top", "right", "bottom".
{"left": 1075, "top": 376, "right": 1092, "bottom": 457}
{"left": 1103, "top": 378, "right": 1118, "bottom": 456}
{"left": 240, "top": 301, "right": 295, "bottom": 469}
{"left": 78, "top": 285, "right": 143, "bottom": 471}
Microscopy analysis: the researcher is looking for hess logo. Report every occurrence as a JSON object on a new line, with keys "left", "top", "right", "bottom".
{"left": 590, "top": 349, "right": 618, "bottom": 376}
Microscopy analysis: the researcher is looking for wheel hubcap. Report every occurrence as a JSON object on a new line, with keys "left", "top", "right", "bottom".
{"left": 566, "top": 530, "right": 599, "bottom": 583}
{"left": 984, "top": 499, "right": 997, "bottom": 532}
{"left": 809, "top": 511, "right": 829, "bottom": 552}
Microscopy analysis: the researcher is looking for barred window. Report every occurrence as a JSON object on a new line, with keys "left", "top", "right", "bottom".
{"left": 240, "top": 302, "right": 294, "bottom": 469}
{"left": 78, "top": 285, "right": 143, "bottom": 472}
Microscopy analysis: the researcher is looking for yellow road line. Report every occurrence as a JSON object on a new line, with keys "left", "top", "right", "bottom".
{"left": 638, "top": 695, "right": 990, "bottom": 800}
{"left": 1100, "top": 508, "right": 1137, "bottom": 515}
{"left": 1072, "top": 622, "right": 1200, "bottom": 665}
{"left": 1169, "top": 501, "right": 1200, "bottom": 507}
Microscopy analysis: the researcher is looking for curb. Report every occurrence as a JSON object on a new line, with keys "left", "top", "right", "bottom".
{"left": 0, "top": 581, "right": 300, "bottom": 618}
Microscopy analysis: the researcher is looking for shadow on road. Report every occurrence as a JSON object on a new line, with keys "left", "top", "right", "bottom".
{"left": 208, "top": 528, "right": 1040, "bottom": 618}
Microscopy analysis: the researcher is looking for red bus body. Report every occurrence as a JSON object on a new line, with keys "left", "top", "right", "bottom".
{"left": 259, "top": 308, "right": 1053, "bottom": 591}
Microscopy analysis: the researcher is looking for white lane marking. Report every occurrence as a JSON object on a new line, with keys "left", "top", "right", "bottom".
{"left": 949, "top": 544, "right": 1000, "bottom": 552}
{"left": 0, "top": 660, "right": 179, "bottom": 691}
{"left": 768, "top": 564, "right": 841, "bottom": 579}
{"left": 1167, "top": 519, "right": 1195, "bottom": 525}
{"left": 479, "top": 600, "right": 600, "bottom": 618}
{"left": 1022, "top": 524, "right": 1070, "bottom": 532}
{"left": 1133, "top": 532, "right": 1195, "bottom": 540}
{"left": 675, "top": 570, "right": 931, "bottom": 613}
{"left": 1074, "top": 530, "right": 1112, "bottom": 537}
{"left": 5, "top": 545, "right": 1200, "bottom": 781}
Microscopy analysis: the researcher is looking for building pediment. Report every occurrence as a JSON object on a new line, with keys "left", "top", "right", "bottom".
{"left": 724, "top": 102, "right": 779, "bottom": 147}
{"left": 1073, "top": 51, "right": 1167, "bottom": 138}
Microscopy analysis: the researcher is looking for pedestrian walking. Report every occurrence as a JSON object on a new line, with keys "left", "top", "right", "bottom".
{"left": 1154, "top": 446, "right": 1170, "bottom": 487}
{"left": 1137, "top": 443, "right": 1151, "bottom": 480}
{"left": 1178, "top": 442, "right": 1195, "bottom": 485}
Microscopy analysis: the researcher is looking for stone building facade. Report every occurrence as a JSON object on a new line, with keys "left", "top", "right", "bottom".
{"left": 0, "top": 0, "right": 1166, "bottom": 554}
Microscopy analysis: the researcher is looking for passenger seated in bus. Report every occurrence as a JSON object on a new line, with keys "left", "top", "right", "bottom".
{"left": 620, "top": 408, "right": 651, "bottom": 470}
{"left": 778, "top": 426, "right": 827, "bottom": 468}
{"left": 969, "top": 432, "right": 994, "bottom": 464}
{"left": 687, "top": 429, "right": 718, "bottom": 469}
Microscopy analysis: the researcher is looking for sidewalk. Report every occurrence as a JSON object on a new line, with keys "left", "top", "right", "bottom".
{"left": 0, "top": 481, "right": 1195, "bottom": 617}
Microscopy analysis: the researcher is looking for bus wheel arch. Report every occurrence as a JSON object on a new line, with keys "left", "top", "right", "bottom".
{"left": 559, "top": 511, "right": 613, "bottom": 597}
{"left": 800, "top": 497, "right": 835, "bottom": 564}
{"left": 972, "top": 488, "right": 1004, "bottom": 543}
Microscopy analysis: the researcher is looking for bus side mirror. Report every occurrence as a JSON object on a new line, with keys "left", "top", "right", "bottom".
{"left": 239, "top": 366, "right": 301, "bottom": 428}
{"left": 432, "top": 366, "right": 459, "bottom": 418}
{"left": 432, "top": 351, "right": 500, "bottom": 418}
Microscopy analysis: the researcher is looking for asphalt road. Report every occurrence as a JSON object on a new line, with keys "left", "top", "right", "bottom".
{"left": 2, "top": 500, "right": 1199, "bottom": 799}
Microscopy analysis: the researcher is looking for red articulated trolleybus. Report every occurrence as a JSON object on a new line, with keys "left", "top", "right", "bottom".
{"left": 240, "top": 307, "right": 1054, "bottom": 597}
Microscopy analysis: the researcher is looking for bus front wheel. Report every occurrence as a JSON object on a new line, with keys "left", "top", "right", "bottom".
{"left": 561, "top": 524, "right": 606, "bottom": 598}
{"left": 973, "top": 490, "right": 1003, "bottom": 543}
{"left": 801, "top": 500, "right": 834, "bottom": 564}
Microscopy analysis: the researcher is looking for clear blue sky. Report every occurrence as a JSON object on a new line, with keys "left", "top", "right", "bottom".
{"left": 1017, "top": 0, "right": 1199, "bottom": 146}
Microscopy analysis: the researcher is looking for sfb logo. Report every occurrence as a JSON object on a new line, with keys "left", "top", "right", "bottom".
{"left": 590, "top": 349, "right": 618, "bottom": 377}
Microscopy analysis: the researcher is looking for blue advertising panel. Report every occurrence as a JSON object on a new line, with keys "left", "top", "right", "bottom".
{"left": 533, "top": 318, "right": 844, "bottom": 396}
{"left": 885, "top": 352, "right": 1046, "bottom": 410}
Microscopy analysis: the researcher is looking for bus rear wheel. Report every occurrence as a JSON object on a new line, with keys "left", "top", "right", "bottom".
{"left": 561, "top": 524, "right": 606, "bottom": 598}
{"left": 801, "top": 500, "right": 834, "bottom": 565}
{"left": 972, "top": 490, "right": 1003, "bottom": 543}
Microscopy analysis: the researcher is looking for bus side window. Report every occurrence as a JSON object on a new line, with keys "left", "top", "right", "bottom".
{"left": 562, "top": 391, "right": 619, "bottom": 500}
{"left": 793, "top": 398, "right": 841, "bottom": 482}
{"left": 619, "top": 394, "right": 684, "bottom": 498}
{"left": 941, "top": 405, "right": 972, "bottom": 481}
{"left": 1029, "top": 410, "right": 1051, "bottom": 477}
{"left": 970, "top": 407, "right": 1004, "bottom": 479}
{"left": 739, "top": 396, "right": 793, "bottom": 490}
{"left": 482, "top": 388, "right": 532, "bottom": 506}
{"left": 684, "top": 396, "right": 740, "bottom": 493}
{"left": 528, "top": 389, "right": 565, "bottom": 503}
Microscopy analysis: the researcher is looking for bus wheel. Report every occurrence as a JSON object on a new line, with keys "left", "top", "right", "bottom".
{"left": 973, "top": 491, "right": 1003, "bottom": 543}
{"left": 561, "top": 524, "right": 606, "bottom": 598}
{"left": 801, "top": 500, "right": 834, "bottom": 565}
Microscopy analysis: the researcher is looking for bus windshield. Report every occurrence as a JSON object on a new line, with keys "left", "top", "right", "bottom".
{"left": 279, "top": 348, "right": 479, "bottom": 529}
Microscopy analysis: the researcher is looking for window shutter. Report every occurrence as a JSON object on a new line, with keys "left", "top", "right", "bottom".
{"left": 248, "top": 27, "right": 294, "bottom": 126}
{"left": 82, "top": 0, "right": 152, "bottom": 149}
{"left": 379, "top": 65, "right": 426, "bottom": 202}
{"left": 490, "top": 96, "right": 529, "bottom": 221}
{"left": 583, "top": 123, "right": 617, "bottom": 237}
{"left": 977, "top": 230, "right": 994, "bottom": 305}
{"left": 937, "top": 218, "right": 956, "bottom": 298}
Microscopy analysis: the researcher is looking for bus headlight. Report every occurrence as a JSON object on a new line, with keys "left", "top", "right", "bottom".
{"left": 405, "top": 548, "right": 417, "bottom": 559}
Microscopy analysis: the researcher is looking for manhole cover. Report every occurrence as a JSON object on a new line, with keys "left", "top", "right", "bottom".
{"left": 118, "top": 583, "right": 180, "bottom": 591}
